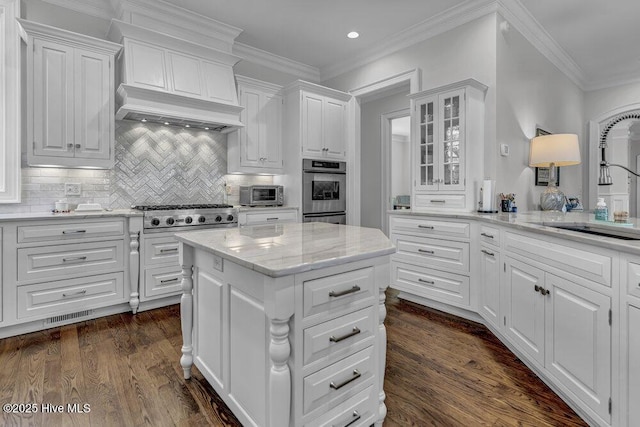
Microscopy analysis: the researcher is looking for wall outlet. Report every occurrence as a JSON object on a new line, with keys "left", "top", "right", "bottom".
{"left": 226, "top": 184, "right": 232, "bottom": 195}
{"left": 64, "top": 183, "right": 82, "bottom": 196}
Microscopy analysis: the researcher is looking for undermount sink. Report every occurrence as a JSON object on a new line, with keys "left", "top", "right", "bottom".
{"left": 543, "top": 223, "right": 640, "bottom": 240}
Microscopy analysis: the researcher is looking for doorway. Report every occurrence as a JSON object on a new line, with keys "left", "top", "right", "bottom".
{"left": 381, "top": 111, "right": 411, "bottom": 235}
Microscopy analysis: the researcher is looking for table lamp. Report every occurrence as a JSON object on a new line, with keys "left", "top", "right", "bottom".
{"left": 529, "top": 133, "right": 581, "bottom": 211}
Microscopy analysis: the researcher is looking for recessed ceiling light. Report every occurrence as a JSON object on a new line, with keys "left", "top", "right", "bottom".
{"left": 204, "top": 127, "right": 210, "bottom": 130}
{"left": 185, "top": 124, "right": 190, "bottom": 128}
{"left": 347, "top": 31, "right": 359, "bottom": 39}
{"left": 163, "top": 122, "right": 170, "bottom": 126}
{"left": 140, "top": 118, "right": 147, "bottom": 123}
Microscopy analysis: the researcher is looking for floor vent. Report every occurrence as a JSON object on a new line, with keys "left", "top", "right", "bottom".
{"left": 44, "top": 309, "right": 94, "bottom": 326}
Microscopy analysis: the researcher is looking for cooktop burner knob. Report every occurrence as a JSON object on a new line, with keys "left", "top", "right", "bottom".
{"left": 198, "top": 216, "right": 206, "bottom": 223}
{"left": 227, "top": 214, "right": 234, "bottom": 222}
{"left": 215, "top": 215, "right": 222, "bottom": 222}
{"left": 185, "top": 216, "right": 193, "bottom": 224}
{"left": 151, "top": 218, "right": 160, "bottom": 226}
{"left": 166, "top": 217, "right": 175, "bottom": 225}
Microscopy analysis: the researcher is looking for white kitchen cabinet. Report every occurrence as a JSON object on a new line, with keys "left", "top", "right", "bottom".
{"left": 228, "top": 76, "right": 283, "bottom": 174}
{"left": 621, "top": 256, "right": 640, "bottom": 427}
{"left": 409, "top": 79, "right": 487, "bottom": 211}
{"left": 142, "top": 234, "right": 183, "bottom": 300}
{"left": 20, "top": 19, "right": 121, "bottom": 169}
{"left": 284, "top": 81, "right": 351, "bottom": 161}
{"left": 0, "top": 0, "right": 20, "bottom": 203}
{"left": 238, "top": 208, "right": 298, "bottom": 226}
{"left": 504, "top": 241, "right": 612, "bottom": 423}
{"left": 479, "top": 226, "right": 504, "bottom": 330}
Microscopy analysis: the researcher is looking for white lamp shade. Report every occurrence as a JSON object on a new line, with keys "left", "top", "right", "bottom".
{"left": 529, "top": 133, "right": 581, "bottom": 167}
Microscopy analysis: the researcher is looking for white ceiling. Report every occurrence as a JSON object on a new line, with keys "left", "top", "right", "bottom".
{"left": 158, "top": 0, "right": 640, "bottom": 90}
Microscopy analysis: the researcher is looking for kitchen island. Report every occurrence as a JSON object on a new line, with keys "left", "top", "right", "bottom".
{"left": 175, "top": 222, "right": 395, "bottom": 427}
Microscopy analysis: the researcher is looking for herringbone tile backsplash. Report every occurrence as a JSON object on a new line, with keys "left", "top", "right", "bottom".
{"left": 111, "top": 121, "right": 229, "bottom": 208}
{"left": 0, "top": 121, "right": 272, "bottom": 213}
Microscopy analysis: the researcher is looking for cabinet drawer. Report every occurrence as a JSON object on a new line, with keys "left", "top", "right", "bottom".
{"left": 504, "top": 232, "right": 611, "bottom": 287}
{"left": 144, "top": 265, "right": 183, "bottom": 299}
{"left": 390, "top": 216, "right": 469, "bottom": 239}
{"left": 303, "top": 346, "right": 374, "bottom": 415}
{"left": 17, "top": 272, "right": 124, "bottom": 319}
{"left": 393, "top": 261, "right": 470, "bottom": 307}
{"left": 413, "top": 194, "right": 465, "bottom": 210}
{"left": 303, "top": 267, "right": 375, "bottom": 319}
{"left": 18, "top": 241, "right": 124, "bottom": 282}
{"left": 303, "top": 306, "right": 376, "bottom": 367}
{"left": 18, "top": 220, "right": 124, "bottom": 243}
{"left": 392, "top": 234, "right": 469, "bottom": 273}
{"left": 144, "top": 235, "right": 180, "bottom": 265}
{"left": 627, "top": 262, "right": 640, "bottom": 298}
{"left": 240, "top": 209, "right": 298, "bottom": 226}
{"left": 304, "top": 384, "right": 377, "bottom": 427}
{"left": 479, "top": 225, "right": 500, "bottom": 248}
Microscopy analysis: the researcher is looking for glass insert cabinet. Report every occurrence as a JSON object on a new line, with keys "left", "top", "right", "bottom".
{"left": 409, "top": 79, "right": 488, "bottom": 211}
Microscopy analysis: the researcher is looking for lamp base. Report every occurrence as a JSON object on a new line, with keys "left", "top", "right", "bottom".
{"left": 540, "top": 185, "right": 566, "bottom": 211}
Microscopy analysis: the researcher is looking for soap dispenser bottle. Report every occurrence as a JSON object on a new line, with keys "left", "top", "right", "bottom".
{"left": 595, "top": 198, "right": 608, "bottom": 221}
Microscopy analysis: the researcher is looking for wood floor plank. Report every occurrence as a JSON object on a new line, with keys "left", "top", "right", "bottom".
{"left": 0, "top": 291, "right": 588, "bottom": 426}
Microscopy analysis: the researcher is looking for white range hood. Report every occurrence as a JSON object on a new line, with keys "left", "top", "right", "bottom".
{"left": 108, "top": 20, "right": 244, "bottom": 132}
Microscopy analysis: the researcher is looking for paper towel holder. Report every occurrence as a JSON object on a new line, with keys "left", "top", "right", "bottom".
{"left": 477, "top": 179, "right": 498, "bottom": 213}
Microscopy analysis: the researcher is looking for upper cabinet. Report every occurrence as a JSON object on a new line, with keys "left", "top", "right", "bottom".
{"left": 0, "top": 0, "right": 20, "bottom": 203}
{"left": 409, "top": 79, "right": 487, "bottom": 211}
{"left": 19, "top": 19, "right": 121, "bottom": 169}
{"left": 228, "top": 76, "right": 283, "bottom": 174}
{"left": 285, "top": 81, "right": 351, "bottom": 161}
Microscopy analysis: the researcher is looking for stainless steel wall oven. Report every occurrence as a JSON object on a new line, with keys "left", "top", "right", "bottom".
{"left": 302, "top": 159, "right": 346, "bottom": 224}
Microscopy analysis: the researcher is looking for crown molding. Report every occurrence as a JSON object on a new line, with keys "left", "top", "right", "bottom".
{"left": 233, "top": 42, "right": 320, "bottom": 83}
{"left": 42, "top": 0, "right": 113, "bottom": 20}
{"left": 320, "top": 0, "right": 500, "bottom": 81}
{"left": 583, "top": 73, "right": 640, "bottom": 92}
{"left": 496, "top": 0, "right": 586, "bottom": 90}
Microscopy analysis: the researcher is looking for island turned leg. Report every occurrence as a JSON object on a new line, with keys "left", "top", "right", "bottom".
{"left": 180, "top": 244, "right": 195, "bottom": 380}
{"left": 269, "top": 317, "right": 292, "bottom": 427}
{"left": 376, "top": 284, "right": 389, "bottom": 426}
{"left": 128, "top": 230, "right": 140, "bottom": 314}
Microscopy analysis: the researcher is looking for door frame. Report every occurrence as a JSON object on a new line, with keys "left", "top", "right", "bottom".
{"left": 381, "top": 108, "right": 410, "bottom": 235}
{"left": 347, "top": 69, "right": 421, "bottom": 226}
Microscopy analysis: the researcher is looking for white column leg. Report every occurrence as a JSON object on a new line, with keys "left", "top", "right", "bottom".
{"left": 180, "top": 244, "right": 194, "bottom": 380}
{"left": 128, "top": 230, "right": 140, "bottom": 314}
{"left": 269, "top": 317, "right": 291, "bottom": 427}
{"left": 376, "top": 285, "right": 388, "bottom": 426}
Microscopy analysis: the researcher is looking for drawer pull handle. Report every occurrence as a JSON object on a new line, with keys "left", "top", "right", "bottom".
{"left": 160, "top": 248, "right": 179, "bottom": 253}
{"left": 329, "top": 285, "right": 361, "bottom": 298}
{"left": 62, "top": 289, "right": 87, "bottom": 298}
{"left": 481, "top": 232, "right": 494, "bottom": 239}
{"left": 418, "top": 278, "right": 435, "bottom": 285}
{"left": 430, "top": 199, "right": 446, "bottom": 203}
{"left": 330, "top": 326, "right": 361, "bottom": 343}
{"left": 160, "top": 278, "right": 180, "bottom": 284}
{"left": 266, "top": 217, "right": 279, "bottom": 221}
{"left": 534, "top": 285, "right": 550, "bottom": 295}
{"left": 481, "top": 249, "right": 495, "bottom": 257}
{"left": 62, "top": 256, "right": 87, "bottom": 263}
{"left": 334, "top": 411, "right": 361, "bottom": 427}
{"left": 62, "top": 230, "right": 86, "bottom": 234}
{"left": 330, "top": 369, "right": 361, "bottom": 390}
{"left": 417, "top": 225, "right": 434, "bottom": 229}
{"left": 418, "top": 249, "right": 434, "bottom": 254}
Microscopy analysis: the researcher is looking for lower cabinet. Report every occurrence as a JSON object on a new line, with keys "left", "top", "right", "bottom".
{"left": 625, "top": 302, "right": 640, "bottom": 427}
{"left": 238, "top": 207, "right": 298, "bottom": 226}
{"left": 478, "top": 243, "right": 501, "bottom": 331}
{"left": 142, "top": 234, "right": 182, "bottom": 301}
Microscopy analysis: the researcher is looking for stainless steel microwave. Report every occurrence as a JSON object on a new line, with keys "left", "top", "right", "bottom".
{"left": 239, "top": 185, "right": 284, "bottom": 206}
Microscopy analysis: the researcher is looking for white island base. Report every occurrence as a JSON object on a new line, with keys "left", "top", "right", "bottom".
{"left": 176, "top": 223, "right": 394, "bottom": 427}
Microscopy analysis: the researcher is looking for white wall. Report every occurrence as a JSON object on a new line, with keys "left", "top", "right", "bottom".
{"left": 496, "top": 14, "right": 584, "bottom": 211}
{"left": 391, "top": 134, "right": 411, "bottom": 198}
{"left": 360, "top": 91, "right": 409, "bottom": 229}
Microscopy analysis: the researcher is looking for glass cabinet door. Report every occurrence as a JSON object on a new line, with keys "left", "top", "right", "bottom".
{"left": 416, "top": 96, "right": 437, "bottom": 190}
{"left": 439, "top": 89, "right": 465, "bottom": 190}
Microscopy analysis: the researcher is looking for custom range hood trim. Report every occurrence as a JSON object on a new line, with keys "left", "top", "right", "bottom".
{"left": 108, "top": 19, "right": 244, "bottom": 133}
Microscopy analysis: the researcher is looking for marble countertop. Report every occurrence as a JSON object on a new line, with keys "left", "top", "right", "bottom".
{"left": 0, "top": 208, "right": 142, "bottom": 222}
{"left": 175, "top": 222, "right": 396, "bottom": 278}
{"left": 389, "top": 209, "right": 640, "bottom": 253}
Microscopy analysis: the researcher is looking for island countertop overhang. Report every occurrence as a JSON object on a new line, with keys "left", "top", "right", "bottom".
{"left": 175, "top": 222, "right": 396, "bottom": 278}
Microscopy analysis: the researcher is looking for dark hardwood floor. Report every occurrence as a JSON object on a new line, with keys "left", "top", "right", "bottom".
{"left": 0, "top": 291, "right": 587, "bottom": 426}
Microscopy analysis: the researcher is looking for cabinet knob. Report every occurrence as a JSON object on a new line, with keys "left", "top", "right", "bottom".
{"left": 75, "top": 143, "right": 81, "bottom": 149}
{"left": 67, "top": 143, "right": 74, "bottom": 149}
